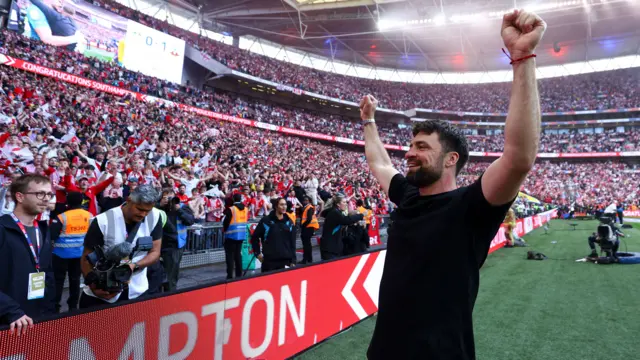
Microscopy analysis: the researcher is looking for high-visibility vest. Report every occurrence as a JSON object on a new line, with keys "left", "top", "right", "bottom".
{"left": 225, "top": 205, "right": 248, "bottom": 241}
{"left": 94, "top": 206, "right": 160, "bottom": 300}
{"left": 302, "top": 204, "right": 319, "bottom": 229}
{"left": 286, "top": 211, "right": 296, "bottom": 224}
{"left": 358, "top": 206, "right": 373, "bottom": 225}
{"left": 53, "top": 208, "right": 92, "bottom": 259}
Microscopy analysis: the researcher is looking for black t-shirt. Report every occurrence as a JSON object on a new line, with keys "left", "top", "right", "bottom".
{"left": 23, "top": 225, "right": 41, "bottom": 257}
{"left": 84, "top": 217, "right": 163, "bottom": 249}
{"left": 367, "top": 174, "right": 513, "bottom": 360}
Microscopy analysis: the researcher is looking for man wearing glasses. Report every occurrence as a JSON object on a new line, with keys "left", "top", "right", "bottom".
{"left": 0, "top": 174, "right": 56, "bottom": 335}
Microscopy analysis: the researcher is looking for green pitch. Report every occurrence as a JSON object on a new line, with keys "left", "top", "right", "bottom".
{"left": 296, "top": 220, "right": 640, "bottom": 360}
{"left": 82, "top": 48, "right": 116, "bottom": 63}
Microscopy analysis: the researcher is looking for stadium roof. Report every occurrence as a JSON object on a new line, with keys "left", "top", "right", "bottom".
{"left": 143, "top": 0, "right": 640, "bottom": 73}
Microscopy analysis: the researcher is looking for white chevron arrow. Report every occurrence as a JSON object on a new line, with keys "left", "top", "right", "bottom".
{"left": 363, "top": 251, "right": 386, "bottom": 308}
{"left": 341, "top": 253, "right": 369, "bottom": 320}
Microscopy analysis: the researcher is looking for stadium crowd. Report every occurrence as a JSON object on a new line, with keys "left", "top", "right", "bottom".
{"left": 75, "top": 0, "right": 640, "bottom": 113}
{"left": 2, "top": 28, "right": 640, "bottom": 153}
{"left": 0, "top": 61, "right": 638, "bottom": 220}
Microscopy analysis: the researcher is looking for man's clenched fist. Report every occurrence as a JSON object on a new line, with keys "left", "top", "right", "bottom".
{"left": 501, "top": 9, "right": 546, "bottom": 59}
{"left": 359, "top": 95, "right": 378, "bottom": 121}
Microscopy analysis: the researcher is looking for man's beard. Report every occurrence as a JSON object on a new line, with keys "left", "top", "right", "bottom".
{"left": 406, "top": 156, "right": 444, "bottom": 188}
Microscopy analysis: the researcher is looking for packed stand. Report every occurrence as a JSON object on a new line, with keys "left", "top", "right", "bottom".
{"left": 82, "top": 0, "right": 640, "bottom": 113}
{"left": 459, "top": 161, "right": 640, "bottom": 209}
{"left": 4, "top": 28, "right": 640, "bottom": 153}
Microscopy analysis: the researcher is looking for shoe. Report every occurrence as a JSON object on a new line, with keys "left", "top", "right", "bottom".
{"left": 587, "top": 251, "right": 598, "bottom": 259}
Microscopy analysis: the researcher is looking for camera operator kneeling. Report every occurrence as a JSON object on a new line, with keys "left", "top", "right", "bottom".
{"left": 80, "top": 185, "right": 163, "bottom": 309}
{"left": 251, "top": 198, "right": 296, "bottom": 273}
{"left": 588, "top": 215, "right": 624, "bottom": 260}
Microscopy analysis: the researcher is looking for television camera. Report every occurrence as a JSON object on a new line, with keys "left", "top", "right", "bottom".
{"left": 85, "top": 237, "right": 153, "bottom": 292}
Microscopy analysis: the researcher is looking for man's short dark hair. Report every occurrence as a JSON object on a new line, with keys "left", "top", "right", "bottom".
{"left": 412, "top": 120, "right": 469, "bottom": 175}
{"left": 233, "top": 193, "right": 242, "bottom": 203}
{"left": 10, "top": 174, "right": 51, "bottom": 202}
{"left": 66, "top": 191, "right": 83, "bottom": 209}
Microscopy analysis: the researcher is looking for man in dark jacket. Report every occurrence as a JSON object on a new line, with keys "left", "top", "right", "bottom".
{"left": 0, "top": 174, "right": 56, "bottom": 335}
{"left": 251, "top": 198, "right": 296, "bottom": 272}
{"left": 156, "top": 189, "right": 195, "bottom": 292}
{"left": 320, "top": 196, "right": 364, "bottom": 260}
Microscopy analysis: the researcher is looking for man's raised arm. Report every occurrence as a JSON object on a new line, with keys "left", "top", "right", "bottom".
{"left": 361, "top": 95, "right": 399, "bottom": 195}
{"left": 482, "top": 10, "right": 546, "bottom": 206}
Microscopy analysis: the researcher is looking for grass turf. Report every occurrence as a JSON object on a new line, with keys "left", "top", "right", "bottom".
{"left": 295, "top": 220, "right": 640, "bottom": 360}
{"left": 82, "top": 48, "right": 116, "bottom": 63}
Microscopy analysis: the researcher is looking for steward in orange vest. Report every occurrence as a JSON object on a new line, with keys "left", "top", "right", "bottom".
{"left": 299, "top": 196, "right": 320, "bottom": 264}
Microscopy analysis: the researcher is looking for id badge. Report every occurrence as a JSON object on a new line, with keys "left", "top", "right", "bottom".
{"left": 28, "top": 272, "right": 45, "bottom": 300}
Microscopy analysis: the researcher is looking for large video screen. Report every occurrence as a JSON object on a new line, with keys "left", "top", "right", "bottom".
{"left": 8, "top": 0, "right": 185, "bottom": 84}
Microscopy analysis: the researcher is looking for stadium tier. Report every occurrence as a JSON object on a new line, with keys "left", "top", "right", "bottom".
{"left": 0, "top": 59, "right": 638, "bottom": 209}
{"left": 62, "top": 0, "right": 640, "bottom": 114}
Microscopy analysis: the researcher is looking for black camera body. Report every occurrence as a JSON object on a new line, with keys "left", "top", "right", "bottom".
{"left": 86, "top": 246, "right": 133, "bottom": 292}
{"left": 86, "top": 236, "right": 154, "bottom": 292}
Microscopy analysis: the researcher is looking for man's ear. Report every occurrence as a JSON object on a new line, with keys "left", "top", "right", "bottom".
{"left": 445, "top": 152, "right": 459, "bottom": 169}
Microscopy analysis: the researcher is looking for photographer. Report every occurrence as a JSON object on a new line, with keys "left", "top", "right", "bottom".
{"left": 156, "top": 189, "right": 194, "bottom": 292}
{"left": 79, "top": 185, "right": 162, "bottom": 309}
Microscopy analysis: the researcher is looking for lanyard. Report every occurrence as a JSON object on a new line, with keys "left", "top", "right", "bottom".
{"left": 11, "top": 214, "right": 40, "bottom": 271}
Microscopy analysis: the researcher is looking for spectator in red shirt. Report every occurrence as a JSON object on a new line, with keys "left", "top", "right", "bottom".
{"left": 63, "top": 169, "right": 117, "bottom": 216}
{"left": 176, "top": 184, "right": 189, "bottom": 203}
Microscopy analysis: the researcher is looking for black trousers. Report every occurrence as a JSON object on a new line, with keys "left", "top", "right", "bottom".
{"left": 589, "top": 236, "right": 619, "bottom": 257}
{"left": 52, "top": 254, "right": 82, "bottom": 312}
{"left": 617, "top": 211, "right": 624, "bottom": 224}
{"left": 162, "top": 247, "right": 185, "bottom": 292}
{"left": 261, "top": 259, "right": 291, "bottom": 273}
{"left": 146, "top": 261, "right": 164, "bottom": 295}
{"left": 224, "top": 240, "right": 243, "bottom": 279}
{"left": 300, "top": 227, "right": 315, "bottom": 263}
{"left": 78, "top": 289, "right": 138, "bottom": 309}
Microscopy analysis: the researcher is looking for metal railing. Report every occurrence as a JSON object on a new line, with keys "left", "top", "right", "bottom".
{"left": 180, "top": 216, "right": 389, "bottom": 268}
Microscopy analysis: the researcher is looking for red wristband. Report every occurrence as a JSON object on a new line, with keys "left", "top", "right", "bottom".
{"left": 502, "top": 48, "right": 536, "bottom": 65}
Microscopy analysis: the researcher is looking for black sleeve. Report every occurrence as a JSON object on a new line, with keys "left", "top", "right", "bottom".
{"left": 100, "top": 155, "right": 108, "bottom": 172}
{"left": 150, "top": 218, "right": 163, "bottom": 240}
{"left": 388, "top": 173, "right": 416, "bottom": 206}
{"left": 290, "top": 222, "right": 296, "bottom": 263}
{"left": 251, "top": 219, "right": 265, "bottom": 256}
{"left": 177, "top": 205, "right": 195, "bottom": 226}
{"left": 83, "top": 220, "right": 104, "bottom": 249}
{"left": 466, "top": 176, "right": 514, "bottom": 261}
{"left": 337, "top": 212, "right": 364, "bottom": 226}
{"left": 222, "top": 208, "right": 232, "bottom": 232}
{"left": 48, "top": 218, "right": 63, "bottom": 242}
{"left": 0, "top": 232, "right": 25, "bottom": 322}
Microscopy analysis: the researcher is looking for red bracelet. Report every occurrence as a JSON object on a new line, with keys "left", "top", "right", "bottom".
{"left": 502, "top": 48, "right": 536, "bottom": 65}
